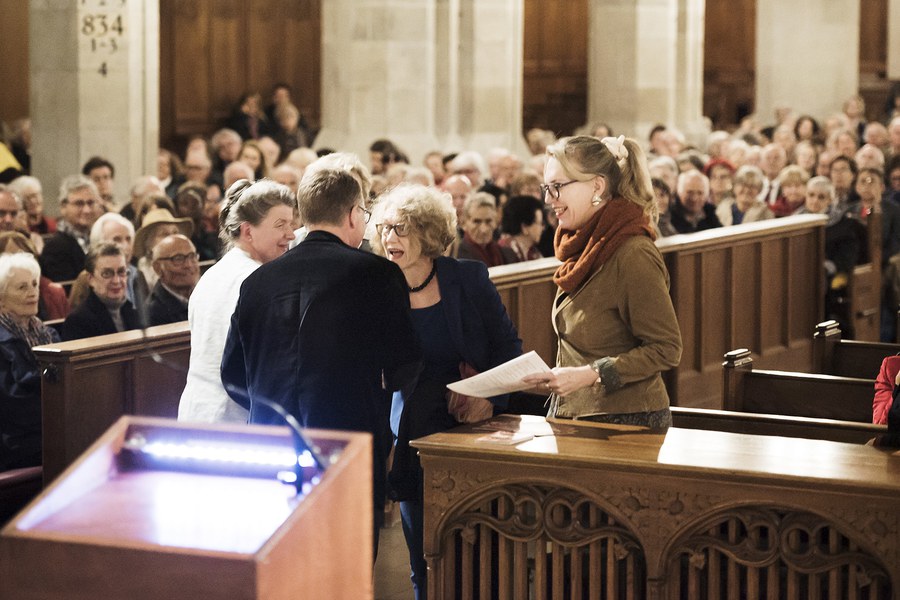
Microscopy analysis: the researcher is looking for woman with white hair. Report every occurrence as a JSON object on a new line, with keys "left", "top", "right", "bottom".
{"left": 0, "top": 253, "right": 59, "bottom": 471}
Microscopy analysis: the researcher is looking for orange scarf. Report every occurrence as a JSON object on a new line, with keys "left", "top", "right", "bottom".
{"left": 553, "top": 197, "right": 655, "bottom": 293}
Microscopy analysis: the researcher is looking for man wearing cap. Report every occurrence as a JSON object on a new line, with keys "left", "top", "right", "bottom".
{"left": 133, "top": 208, "right": 193, "bottom": 289}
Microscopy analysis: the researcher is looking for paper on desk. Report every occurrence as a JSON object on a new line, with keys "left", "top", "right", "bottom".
{"left": 447, "top": 351, "right": 551, "bottom": 398}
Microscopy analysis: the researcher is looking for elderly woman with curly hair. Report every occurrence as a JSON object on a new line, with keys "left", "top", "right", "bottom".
{"left": 372, "top": 182, "right": 522, "bottom": 599}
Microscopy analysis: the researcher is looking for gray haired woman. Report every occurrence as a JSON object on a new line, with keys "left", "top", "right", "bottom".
{"left": 0, "top": 253, "right": 59, "bottom": 471}
{"left": 178, "top": 179, "right": 296, "bottom": 423}
{"left": 715, "top": 165, "right": 775, "bottom": 226}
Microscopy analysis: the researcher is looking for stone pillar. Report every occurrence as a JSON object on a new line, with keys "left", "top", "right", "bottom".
{"left": 316, "top": 0, "right": 441, "bottom": 165}
{"left": 451, "top": 0, "right": 528, "bottom": 156}
{"left": 30, "top": 0, "right": 159, "bottom": 213}
{"left": 890, "top": 0, "right": 900, "bottom": 79}
{"left": 587, "top": 0, "right": 706, "bottom": 147}
{"left": 755, "top": 0, "right": 859, "bottom": 124}
{"left": 316, "top": 0, "right": 527, "bottom": 165}
{"left": 673, "top": 0, "right": 708, "bottom": 146}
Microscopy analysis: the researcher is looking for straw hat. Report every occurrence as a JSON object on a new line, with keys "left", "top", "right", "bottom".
{"left": 133, "top": 208, "right": 194, "bottom": 258}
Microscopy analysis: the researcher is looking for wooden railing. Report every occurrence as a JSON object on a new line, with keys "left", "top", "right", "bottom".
{"left": 33, "top": 323, "right": 190, "bottom": 484}
{"left": 31, "top": 215, "right": 829, "bottom": 483}
{"left": 413, "top": 415, "right": 899, "bottom": 599}
{"left": 722, "top": 348, "right": 875, "bottom": 422}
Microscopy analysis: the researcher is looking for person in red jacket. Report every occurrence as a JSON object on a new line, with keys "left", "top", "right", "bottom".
{"left": 873, "top": 355, "right": 900, "bottom": 424}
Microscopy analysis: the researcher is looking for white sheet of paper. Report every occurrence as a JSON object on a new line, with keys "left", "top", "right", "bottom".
{"left": 446, "top": 351, "right": 552, "bottom": 398}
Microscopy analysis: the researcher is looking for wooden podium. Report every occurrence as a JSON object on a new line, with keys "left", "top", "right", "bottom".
{"left": 0, "top": 416, "right": 373, "bottom": 600}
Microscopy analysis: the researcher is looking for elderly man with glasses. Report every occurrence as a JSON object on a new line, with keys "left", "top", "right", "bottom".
{"left": 39, "top": 175, "right": 102, "bottom": 282}
{"left": 62, "top": 243, "right": 142, "bottom": 340}
{"left": 146, "top": 234, "right": 200, "bottom": 326}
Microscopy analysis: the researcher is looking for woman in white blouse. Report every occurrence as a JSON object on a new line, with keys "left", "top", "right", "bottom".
{"left": 177, "top": 179, "right": 296, "bottom": 423}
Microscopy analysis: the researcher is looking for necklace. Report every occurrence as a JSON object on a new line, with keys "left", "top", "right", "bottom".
{"left": 408, "top": 261, "right": 437, "bottom": 293}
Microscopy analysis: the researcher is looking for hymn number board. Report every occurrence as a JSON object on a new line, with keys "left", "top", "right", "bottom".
{"left": 79, "top": 0, "right": 127, "bottom": 78}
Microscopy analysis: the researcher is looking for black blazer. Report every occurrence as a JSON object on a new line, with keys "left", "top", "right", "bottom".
{"left": 222, "top": 230, "right": 422, "bottom": 432}
{"left": 62, "top": 290, "right": 142, "bottom": 341}
{"left": 146, "top": 281, "right": 188, "bottom": 326}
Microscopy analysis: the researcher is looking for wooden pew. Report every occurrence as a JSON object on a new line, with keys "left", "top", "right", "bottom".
{"left": 30, "top": 215, "right": 829, "bottom": 483}
{"left": 722, "top": 348, "right": 875, "bottom": 422}
{"left": 33, "top": 322, "right": 190, "bottom": 484}
{"left": 670, "top": 406, "right": 884, "bottom": 444}
{"left": 812, "top": 319, "right": 900, "bottom": 379}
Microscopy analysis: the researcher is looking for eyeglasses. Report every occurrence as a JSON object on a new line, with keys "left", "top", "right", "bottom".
{"left": 64, "top": 199, "right": 97, "bottom": 209}
{"left": 98, "top": 267, "right": 128, "bottom": 280}
{"left": 358, "top": 205, "right": 372, "bottom": 224}
{"left": 539, "top": 180, "right": 579, "bottom": 201}
{"left": 156, "top": 252, "right": 199, "bottom": 265}
{"left": 375, "top": 222, "right": 410, "bottom": 237}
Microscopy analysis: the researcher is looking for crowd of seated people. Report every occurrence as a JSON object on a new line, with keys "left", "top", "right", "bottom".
{"left": 3, "top": 88, "right": 900, "bottom": 468}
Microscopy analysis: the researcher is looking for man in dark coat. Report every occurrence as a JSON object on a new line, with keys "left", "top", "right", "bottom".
{"left": 40, "top": 175, "right": 101, "bottom": 282}
{"left": 222, "top": 153, "right": 421, "bottom": 556}
{"left": 670, "top": 170, "right": 723, "bottom": 234}
{"left": 62, "top": 243, "right": 142, "bottom": 341}
{"left": 146, "top": 234, "right": 199, "bottom": 326}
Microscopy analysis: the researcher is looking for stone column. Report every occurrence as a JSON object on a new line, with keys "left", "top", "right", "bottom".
{"left": 586, "top": 0, "right": 707, "bottom": 147}
{"left": 316, "top": 0, "right": 527, "bottom": 165}
{"left": 451, "top": 0, "right": 528, "bottom": 156}
{"left": 30, "top": 0, "right": 159, "bottom": 213}
{"left": 316, "top": 0, "right": 441, "bottom": 165}
{"left": 889, "top": 0, "right": 900, "bottom": 79}
{"left": 755, "top": 0, "right": 859, "bottom": 123}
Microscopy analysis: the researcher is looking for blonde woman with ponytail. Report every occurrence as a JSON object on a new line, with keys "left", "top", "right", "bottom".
{"left": 523, "top": 135, "right": 682, "bottom": 428}
{"left": 178, "top": 178, "right": 296, "bottom": 423}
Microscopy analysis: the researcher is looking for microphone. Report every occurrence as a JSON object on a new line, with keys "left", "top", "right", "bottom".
{"left": 136, "top": 326, "right": 329, "bottom": 491}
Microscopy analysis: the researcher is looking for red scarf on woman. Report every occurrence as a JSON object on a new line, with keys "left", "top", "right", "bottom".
{"left": 553, "top": 197, "right": 655, "bottom": 293}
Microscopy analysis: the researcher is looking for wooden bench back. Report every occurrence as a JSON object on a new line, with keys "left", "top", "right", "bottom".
{"left": 723, "top": 348, "right": 875, "bottom": 423}
{"left": 812, "top": 319, "right": 900, "bottom": 379}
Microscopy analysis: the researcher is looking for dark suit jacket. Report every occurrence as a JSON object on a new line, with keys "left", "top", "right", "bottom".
{"left": 669, "top": 201, "right": 723, "bottom": 234}
{"left": 146, "top": 281, "right": 188, "bottom": 326}
{"left": 388, "top": 257, "right": 522, "bottom": 499}
{"left": 222, "top": 230, "right": 421, "bottom": 508}
{"left": 40, "top": 231, "right": 86, "bottom": 282}
{"left": 223, "top": 230, "right": 421, "bottom": 428}
{"left": 62, "top": 290, "right": 142, "bottom": 341}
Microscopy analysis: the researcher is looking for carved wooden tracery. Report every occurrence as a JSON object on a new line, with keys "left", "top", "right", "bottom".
{"left": 665, "top": 507, "right": 894, "bottom": 599}
{"left": 428, "top": 475, "right": 895, "bottom": 599}
{"left": 431, "top": 482, "right": 647, "bottom": 599}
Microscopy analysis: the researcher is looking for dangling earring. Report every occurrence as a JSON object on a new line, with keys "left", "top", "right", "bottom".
{"left": 592, "top": 194, "right": 602, "bottom": 206}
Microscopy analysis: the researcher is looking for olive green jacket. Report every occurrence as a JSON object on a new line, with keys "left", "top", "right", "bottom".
{"left": 548, "top": 235, "right": 682, "bottom": 418}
